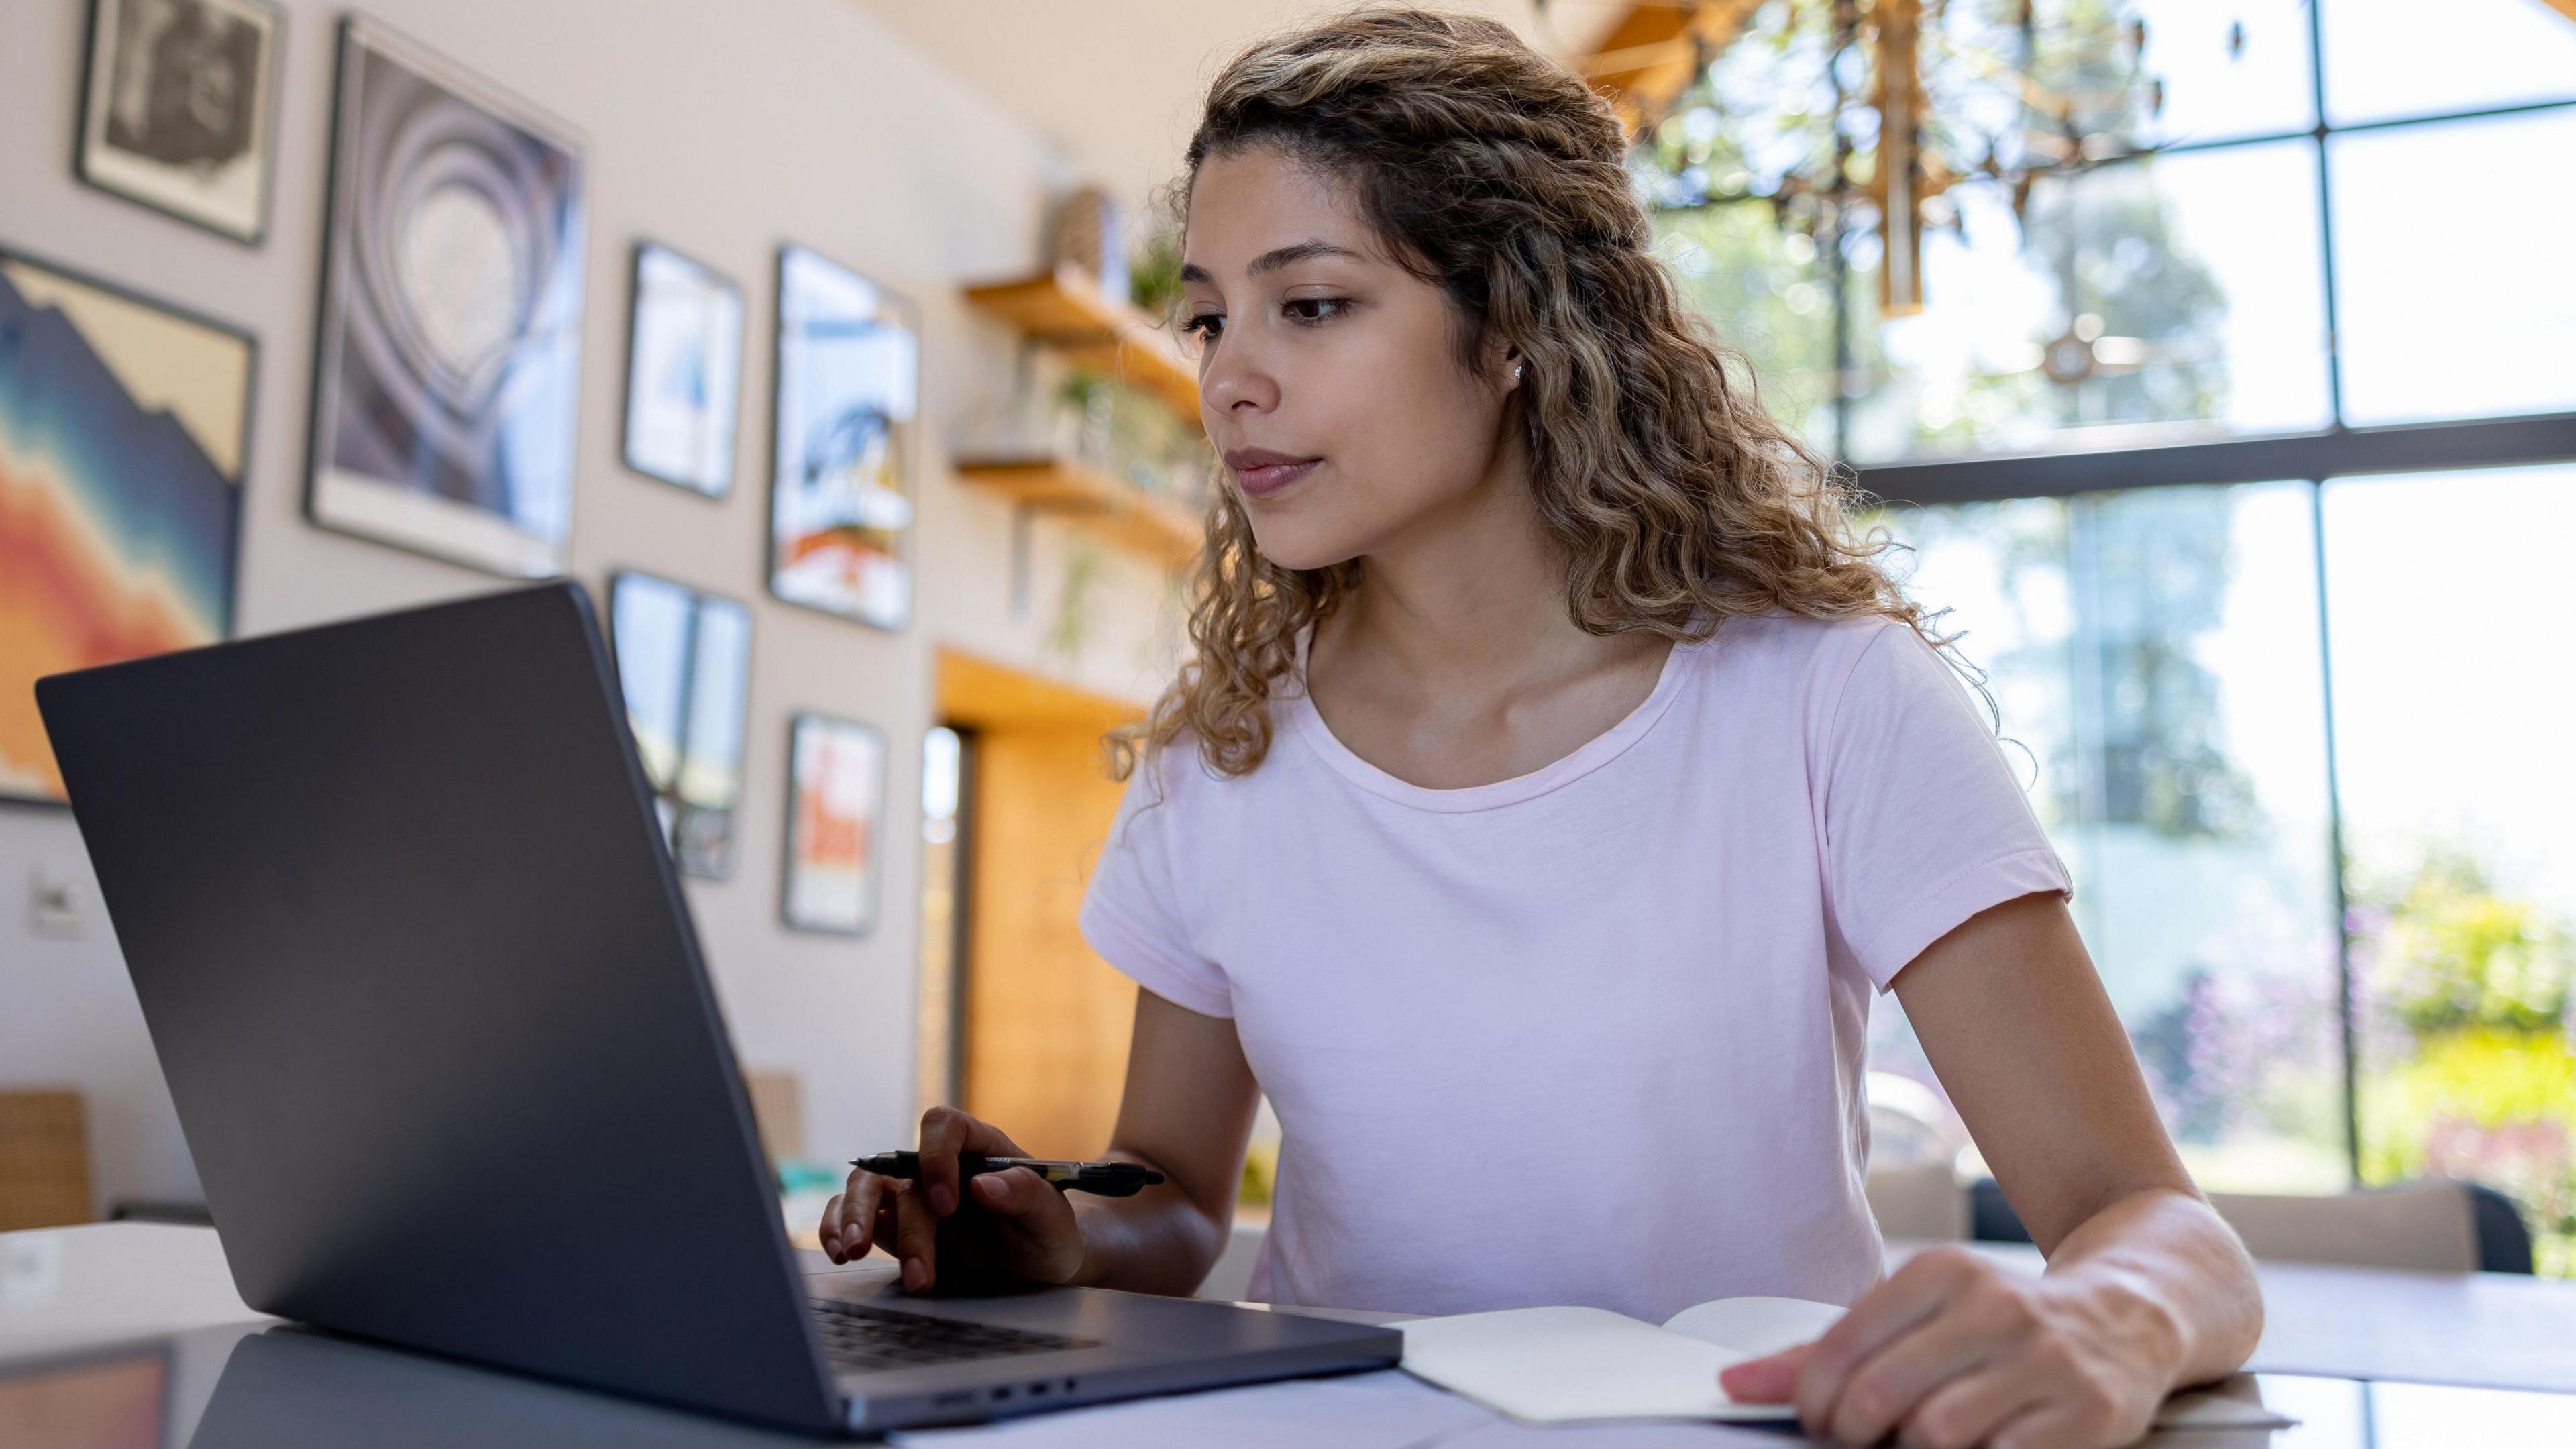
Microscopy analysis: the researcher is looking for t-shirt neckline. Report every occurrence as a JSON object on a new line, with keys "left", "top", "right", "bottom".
{"left": 1285, "top": 622, "right": 1701, "bottom": 813}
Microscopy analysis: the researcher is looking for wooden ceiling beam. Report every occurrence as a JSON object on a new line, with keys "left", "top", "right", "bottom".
{"left": 1581, "top": 0, "right": 1765, "bottom": 135}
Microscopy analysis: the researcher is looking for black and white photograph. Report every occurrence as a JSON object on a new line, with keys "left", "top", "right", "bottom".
{"left": 622, "top": 241, "right": 744, "bottom": 498}
{"left": 76, "top": 0, "right": 282, "bottom": 244}
{"left": 306, "top": 17, "right": 587, "bottom": 578}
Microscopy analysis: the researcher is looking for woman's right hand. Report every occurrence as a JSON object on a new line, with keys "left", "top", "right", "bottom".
{"left": 817, "top": 1106, "right": 1091, "bottom": 1293}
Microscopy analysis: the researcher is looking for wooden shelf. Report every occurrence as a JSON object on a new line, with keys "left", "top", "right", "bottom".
{"left": 955, "top": 456, "right": 1202, "bottom": 565}
{"left": 964, "top": 264, "right": 1201, "bottom": 422}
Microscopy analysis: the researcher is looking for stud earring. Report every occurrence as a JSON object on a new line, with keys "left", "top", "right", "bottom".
{"left": 1513, "top": 362, "right": 1526, "bottom": 382}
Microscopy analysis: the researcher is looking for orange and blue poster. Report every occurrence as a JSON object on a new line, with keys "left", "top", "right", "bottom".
{"left": 1, "top": 249, "right": 249, "bottom": 805}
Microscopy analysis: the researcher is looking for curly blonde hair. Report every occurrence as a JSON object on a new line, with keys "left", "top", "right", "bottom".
{"left": 1112, "top": 7, "right": 1952, "bottom": 783}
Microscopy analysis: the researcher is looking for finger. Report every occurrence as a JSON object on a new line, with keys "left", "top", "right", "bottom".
{"left": 965, "top": 1165, "right": 1056, "bottom": 1220}
{"left": 1898, "top": 1370, "right": 2048, "bottom": 1449}
{"left": 1989, "top": 1403, "right": 2092, "bottom": 1449}
{"left": 822, "top": 1170, "right": 861, "bottom": 1250}
{"left": 825, "top": 1172, "right": 887, "bottom": 1262}
{"left": 1717, "top": 1342, "right": 1808, "bottom": 1403}
{"left": 890, "top": 1181, "right": 938, "bottom": 1291}
{"left": 872, "top": 1195, "right": 900, "bottom": 1254}
{"left": 968, "top": 1168, "right": 1086, "bottom": 1282}
{"left": 843, "top": 1173, "right": 890, "bottom": 1259}
{"left": 1825, "top": 1313, "right": 2009, "bottom": 1448}
{"left": 916, "top": 1107, "right": 1032, "bottom": 1220}
{"left": 819, "top": 1194, "right": 846, "bottom": 1262}
{"left": 1794, "top": 1250, "right": 1983, "bottom": 1434}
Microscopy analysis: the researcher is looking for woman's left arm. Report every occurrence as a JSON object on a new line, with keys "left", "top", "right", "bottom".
{"left": 1721, "top": 890, "right": 2263, "bottom": 1448}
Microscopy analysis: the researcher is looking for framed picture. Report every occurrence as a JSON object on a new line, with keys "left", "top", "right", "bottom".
{"left": 0, "top": 248, "right": 252, "bottom": 806}
{"left": 623, "top": 241, "right": 743, "bottom": 498}
{"left": 769, "top": 245, "right": 917, "bottom": 630}
{"left": 782, "top": 713, "right": 886, "bottom": 936}
{"left": 75, "top": 0, "right": 284, "bottom": 245}
{"left": 307, "top": 17, "right": 586, "bottom": 578}
{"left": 608, "top": 571, "right": 752, "bottom": 879}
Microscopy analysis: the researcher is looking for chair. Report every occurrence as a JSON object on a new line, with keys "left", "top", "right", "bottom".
{"left": 1968, "top": 1177, "right": 2535, "bottom": 1274}
{"left": 0, "top": 1089, "right": 92, "bottom": 1231}
{"left": 1866, "top": 1161, "right": 1970, "bottom": 1241}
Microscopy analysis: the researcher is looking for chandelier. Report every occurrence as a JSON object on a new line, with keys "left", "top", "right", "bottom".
{"left": 1595, "top": 0, "right": 2228, "bottom": 342}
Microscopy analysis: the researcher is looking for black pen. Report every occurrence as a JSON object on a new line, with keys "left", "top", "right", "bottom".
{"left": 849, "top": 1151, "right": 1166, "bottom": 1198}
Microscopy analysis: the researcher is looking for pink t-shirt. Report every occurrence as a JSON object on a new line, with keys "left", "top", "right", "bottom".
{"left": 1077, "top": 612, "right": 2072, "bottom": 1320}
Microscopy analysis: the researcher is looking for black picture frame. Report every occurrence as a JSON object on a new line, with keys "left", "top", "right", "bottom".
{"left": 74, "top": 0, "right": 284, "bottom": 246}
{"left": 0, "top": 243, "right": 256, "bottom": 810}
{"left": 780, "top": 712, "right": 888, "bottom": 936}
{"left": 605, "top": 570, "right": 754, "bottom": 880}
{"left": 303, "top": 16, "right": 588, "bottom": 579}
{"left": 621, "top": 240, "right": 745, "bottom": 499}
{"left": 766, "top": 244, "right": 920, "bottom": 631}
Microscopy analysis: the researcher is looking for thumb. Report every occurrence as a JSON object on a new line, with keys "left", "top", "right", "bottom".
{"left": 970, "top": 1168, "right": 1085, "bottom": 1282}
{"left": 969, "top": 1166, "right": 1053, "bottom": 1216}
{"left": 1719, "top": 1341, "right": 1811, "bottom": 1403}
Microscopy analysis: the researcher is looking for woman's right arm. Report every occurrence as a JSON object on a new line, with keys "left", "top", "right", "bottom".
{"left": 818, "top": 987, "right": 1260, "bottom": 1297}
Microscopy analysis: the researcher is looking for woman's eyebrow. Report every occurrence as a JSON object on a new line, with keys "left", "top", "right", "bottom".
{"left": 1179, "top": 240, "right": 1366, "bottom": 285}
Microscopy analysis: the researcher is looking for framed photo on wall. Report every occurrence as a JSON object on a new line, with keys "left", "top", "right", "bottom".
{"left": 623, "top": 241, "right": 743, "bottom": 498}
{"left": 769, "top": 245, "right": 917, "bottom": 630}
{"left": 608, "top": 571, "right": 753, "bottom": 879}
{"left": 76, "top": 0, "right": 284, "bottom": 245}
{"left": 307, "top": 17, "right": 587, "bottom": 578}
{"left": 0, "top": 248, "right": 252, "bottom": 805}
{"left": 782, "top": 713, "right": 886, "bottom": 936}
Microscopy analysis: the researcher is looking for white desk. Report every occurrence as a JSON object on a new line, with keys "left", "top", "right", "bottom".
{"left": 7, "top": 1224, "right": 2576, "bottom": 1446}
{"left": 1884, "top": 1240, "right": 2576, "bottom": 1397}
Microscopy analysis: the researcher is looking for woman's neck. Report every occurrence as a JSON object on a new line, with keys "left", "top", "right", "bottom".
{"left": 1313, "top": 444, "right": 1639, "bottom": 701}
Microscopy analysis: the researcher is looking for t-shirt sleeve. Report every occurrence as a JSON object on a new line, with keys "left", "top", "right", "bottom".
{"left": 1077, "top": 755, "right": 1234, "bottom": 1018}
{"left": 1819, "top": 623, "right": 2074, "bottom": 991}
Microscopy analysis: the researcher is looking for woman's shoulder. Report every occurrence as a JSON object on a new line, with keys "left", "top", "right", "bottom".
{"left": 1697, "top": 609, "right": 1913, "bottom": 684}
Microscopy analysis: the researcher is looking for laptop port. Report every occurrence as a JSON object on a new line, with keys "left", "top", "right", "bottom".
{"left": 992, "top": 1386, "right": 1013, "bottom": 1401}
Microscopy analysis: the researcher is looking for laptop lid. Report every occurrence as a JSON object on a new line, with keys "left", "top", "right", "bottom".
{"left": 37, "top": 582, "right": 841, "bottom": 1433}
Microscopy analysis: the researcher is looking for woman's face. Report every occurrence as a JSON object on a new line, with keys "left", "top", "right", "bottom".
{"left": 1181, "top": 145, "right": 1518, "bottom": 571}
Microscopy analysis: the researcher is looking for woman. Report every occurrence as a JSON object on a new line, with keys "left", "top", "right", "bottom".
{"left": 822, "top": 11, "right": 2261, "bottom": 1446}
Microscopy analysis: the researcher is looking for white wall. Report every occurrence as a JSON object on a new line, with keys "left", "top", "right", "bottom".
{"left": 0, "top": 0, "right": 1181, "bottom": 1214}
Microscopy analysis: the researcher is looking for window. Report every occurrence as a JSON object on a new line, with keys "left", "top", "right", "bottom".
{"left": 2323, "top": 465, "right": 2576, "bottom": 1275}
{"left": 1641, "top": 0, "right": 2576, "bottom": 1270}
{"left": 2328, "top": 109, "right": 2576, "bottom": 426}
{"left": 1843, "top": 142, "right": 2330, "bottom": 461}
{"left": 1873, "top": 486, "right": 2345, "bottom": 1193}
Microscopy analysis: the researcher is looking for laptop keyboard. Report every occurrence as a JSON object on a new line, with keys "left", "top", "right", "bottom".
{"left": 810, "top": 1299, "right": 1093, "bottom": 1373}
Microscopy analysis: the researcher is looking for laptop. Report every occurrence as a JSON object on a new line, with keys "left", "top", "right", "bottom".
{"left": 36, "top": 581, "right": 1400, "bottom": 1435}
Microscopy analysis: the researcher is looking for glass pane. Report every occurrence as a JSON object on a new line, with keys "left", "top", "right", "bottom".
{"left": 1871, "top": 484, "right": 2346, "bottom": 1193}
{"left": 2094, "top": 0, "right": 2318, "bottom": 146}
{"left": 2324, "top": 465, "right": 2576, "bottom": 1277}
{"left": 1846, "top": 142, "right": 2330, "bottom": 461}
{"left": 2328, "top": 109, "right": 2576, "bottom": 426}
{"left": 1656, "top": 200, "right": 1836, "bottom": 450}
{"left": 2323, "top": 0, "right": 2576, "bottom": 125}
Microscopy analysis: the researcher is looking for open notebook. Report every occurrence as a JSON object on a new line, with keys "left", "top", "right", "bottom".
{"left": 1399, "top": 1295, "right": 2295, "bottom": 1430}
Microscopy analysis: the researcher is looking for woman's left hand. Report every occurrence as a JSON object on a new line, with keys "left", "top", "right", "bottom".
{"left": 1717, "top": 1246, "right": 2188, "bottom": 1448}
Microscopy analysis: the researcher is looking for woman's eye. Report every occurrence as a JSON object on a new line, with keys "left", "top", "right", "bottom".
{"left": 1181, "top": 313, "right": 1225, "bottom": 342}
{"left": 1283, "top": 297, "right": 1350, "bottom": 325}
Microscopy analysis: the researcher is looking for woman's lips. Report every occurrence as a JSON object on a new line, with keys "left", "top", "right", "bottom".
{"left": 1235, "top": 459, "right": 1320, "bottom": 497}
